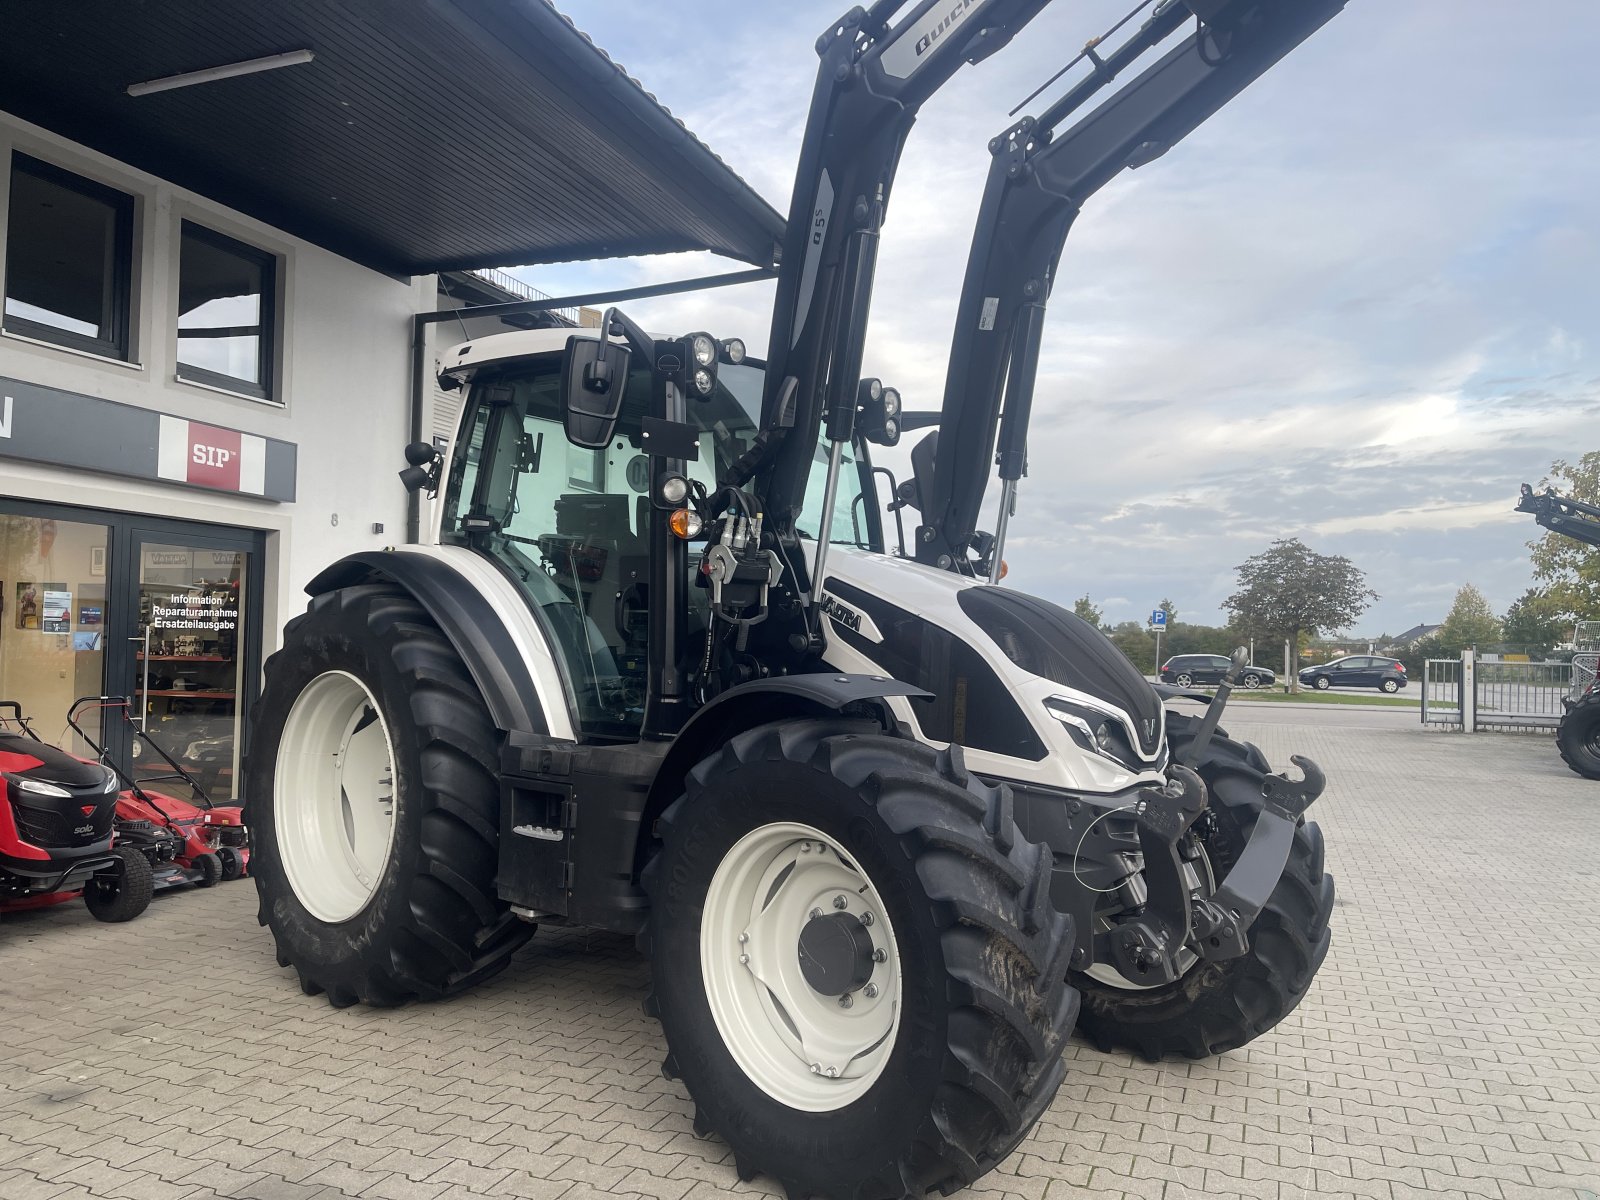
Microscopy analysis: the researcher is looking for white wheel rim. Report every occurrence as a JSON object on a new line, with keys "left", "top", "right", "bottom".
{"left": 700, "top": 822, "right": 903, "bottom": 1111}
{"left": 1244, "top": 675, "right": 1260, "bottom": 689}
{"left": 275, "top": 670, "right": 399, "bottom": 923}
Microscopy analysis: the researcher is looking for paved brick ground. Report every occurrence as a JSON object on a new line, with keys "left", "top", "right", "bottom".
{"left": 3, "top": 710, "right": 1598, "bottom": 1200}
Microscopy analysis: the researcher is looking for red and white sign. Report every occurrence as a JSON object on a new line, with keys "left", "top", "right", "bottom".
{"left": 157, "top": 416, "right": 267, "bottom": 495}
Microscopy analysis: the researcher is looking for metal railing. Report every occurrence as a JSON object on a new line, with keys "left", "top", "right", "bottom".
{"left": 1420, "top": 659, "right": 1462, "bottom": 726}
{"left": 466, "top": 268, "right": 579, "bottom": 324}
{"left": 1423, "top": 653, "right": 1576, "bottom": 730}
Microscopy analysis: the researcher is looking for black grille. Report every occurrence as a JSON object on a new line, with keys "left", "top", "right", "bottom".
{"left": 9, "top": 797, "right": 115, "bottom": 848}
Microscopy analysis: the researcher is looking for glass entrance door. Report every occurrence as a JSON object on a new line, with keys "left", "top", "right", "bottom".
{"left": 119, "top": 528, "right": 257, "bottom": 802}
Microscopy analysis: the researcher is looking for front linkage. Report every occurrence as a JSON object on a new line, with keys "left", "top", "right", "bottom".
{"left": 1032, "top": 650, "right": 1327, "bottom": 992}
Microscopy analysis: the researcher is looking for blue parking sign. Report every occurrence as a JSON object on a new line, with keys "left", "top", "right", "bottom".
{"left": 1150, "top": 609, "right": 1167, "bottom": 627}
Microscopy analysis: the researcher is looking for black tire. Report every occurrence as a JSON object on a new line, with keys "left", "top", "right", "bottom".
{"left": 1073, "top": 714, "right": 1334, "bottom": 1061}
{"left": 218, "top": 846, "right": 245, "bottom": 881}
{"left": 84, "top": 847, "right": 154, "bottom": 923}
{"left": 1380, "top": 678, "right": 1400, "bottom": 694}
{"left": 245, "top": 585, "right": 532, "bottom": 1008}
{"left": 641, "top": 721, "right": 1078, "bottom": 1200}
{"left": 1312, "top": 675, "right": 1331, "bottom": 690}
{"left": 192, "top": 851, "right": 223, "bottom": 888}
{"left": 1557, "top": 692, "right": 1600, "bottom": 780}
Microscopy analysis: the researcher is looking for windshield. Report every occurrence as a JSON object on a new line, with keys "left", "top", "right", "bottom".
{"left": 438, "top": 352, "right": 882, "bottom": 737}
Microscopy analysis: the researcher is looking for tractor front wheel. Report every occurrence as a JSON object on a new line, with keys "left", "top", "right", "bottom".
{"left": 245, "top": 585, "right": 531, "bottom": 1007}
{"left": 641, "top": 721, "right": 1078, "bottom": 1200}
{"left": 1557, "top": 692, "right": 1600, "bottom": 779}
{"left": 1073, "top": 718, "right": 1334, "bottom": 1061}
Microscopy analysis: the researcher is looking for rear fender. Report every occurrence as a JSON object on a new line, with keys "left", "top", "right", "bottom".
{"left": 632, "top": 674, "right": 930, "bottom": 877}
{"left": 305, "top": 550, "right": 550, "bottom": 737}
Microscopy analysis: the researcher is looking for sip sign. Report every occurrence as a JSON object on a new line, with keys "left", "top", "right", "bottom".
{"left": 1150, "top": 609, "right": 1167, "bottom": 629}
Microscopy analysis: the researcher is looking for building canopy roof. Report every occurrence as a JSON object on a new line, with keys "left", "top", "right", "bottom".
{"left": 0, "top": 0, "right": 785, "bottom": 276}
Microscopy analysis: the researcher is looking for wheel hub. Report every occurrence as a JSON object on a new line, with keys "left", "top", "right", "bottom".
{"left": 797, "top": 911, "right": 876, "bottom": 997}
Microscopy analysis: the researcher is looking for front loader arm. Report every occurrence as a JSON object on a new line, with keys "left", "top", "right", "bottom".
{"left": 1518, "top": 483, "right": 1600, "bottom": 549}
{"left": 755, "top": 0, "right": 1053, "bottom": 554}
{"left": 918, "top": 0, "right": 1348, "bottom": 571}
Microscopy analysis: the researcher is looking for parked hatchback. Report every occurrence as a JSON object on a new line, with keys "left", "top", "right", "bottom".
{"left": 1160, "top": 654, "right": 1276, "bottom": 689}
{"left": 1298, "top": 655, "right": 1407, "bottom": 692}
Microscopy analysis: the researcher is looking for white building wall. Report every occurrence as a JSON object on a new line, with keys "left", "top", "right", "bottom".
{"left": 0, "top": 112, "right": 431, "bottom": 648}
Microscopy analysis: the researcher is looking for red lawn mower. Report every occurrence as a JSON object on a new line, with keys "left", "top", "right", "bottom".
{"left": 67, "top": 697, "right": 251, "bottom": 887}
{"left": 0, "top": 702, "right": 152, "bottom": 922}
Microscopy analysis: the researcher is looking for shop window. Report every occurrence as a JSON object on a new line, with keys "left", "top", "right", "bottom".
{"left": 2, "top": 153, "right": 135, "bottom": 360}
{"left": 176, "top": 221, "right": 276, "bottom": 400}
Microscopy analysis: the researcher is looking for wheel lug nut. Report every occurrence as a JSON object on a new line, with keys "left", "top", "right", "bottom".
{"left": 809, "top": 908, "right": 823, "bottom": 920}
{"left": 832, "top": 895, "right": 848, "bottom": 910}
{"left": 826, "top": 1067, "right": 838, "bottom": 1078}
{"left": 810, "top": 1063, "right": 821, "bottom": 1074}
{"left": 800, "top": 843, "right": 811, "bottom": 853}
{"left": 861, "top": 912, "right": 874, "bottom": 926}
{"left": 838, "top": 994, "right": 853, "bottom": 1009}
{"left": 738, "top": 932, "right": 749, "bottom": 944}
{"left": 863, "top": 983, "right": 879, "bottom": 998}
{"left": 872, "top": 948, "right": 887, "bottom": 963}
{"left": 738, "top": 953, "right": 749, "bottom": 965}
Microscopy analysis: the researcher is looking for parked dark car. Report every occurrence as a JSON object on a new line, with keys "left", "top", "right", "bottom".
{"left": 1159, "top": 654, "right": 1276, "bottom": 689}
{"left": 1298, "top": 655, "right": 1408, "bottom": 692}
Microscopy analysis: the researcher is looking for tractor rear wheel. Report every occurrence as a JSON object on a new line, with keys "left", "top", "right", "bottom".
{"left": 641, "top": 720, "right": 1078, "bottom": 1200}
{"left": 246, "top": 585, "right": 531, "bottom": 1008}
{"left": 84, "top": 847, "right": 153, "bottom": 923}
{"left": 1073, "top": 716, "right": 1333, "bottom": 1061}
{"left": 1556, "top": 692, "right": 1600, "bottom": 779}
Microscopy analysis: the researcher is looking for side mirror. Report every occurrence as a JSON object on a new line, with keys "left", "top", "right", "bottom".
{"left": 562, "top": 335, "right": 631, "bottom": 449}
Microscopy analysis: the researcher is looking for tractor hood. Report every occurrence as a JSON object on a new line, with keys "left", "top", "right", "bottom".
{"left": 815, "top": 548, "right": 1165, "bottom": 794}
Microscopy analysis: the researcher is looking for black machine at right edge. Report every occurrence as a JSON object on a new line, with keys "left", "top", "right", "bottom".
{"left": 1518, "top": 483, "right": 1600, "bottom": 779}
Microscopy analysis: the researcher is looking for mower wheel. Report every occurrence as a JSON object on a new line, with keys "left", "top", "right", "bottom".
{"left": 641, "top": 720, "right": 1077, "bottom": 1199}
{"left": 1556, "top": 691, "right": 1600, "bottom": 780}
{"left": 84, "top": 847, "right": 154, "bottom": 923}
{"left": 218, "top": 846, "right": 246, "bottom": 881}
{"left": 1073, "top": 713, "right": 1334, "bottom": 1061}
{"left": 247, "top": 585, "right": 531, "bottom": 1008}
{"left": 193, "top": 852, "right": 223, "bottom": 888}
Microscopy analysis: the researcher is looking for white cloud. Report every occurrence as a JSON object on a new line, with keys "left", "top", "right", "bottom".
{"left": 537, "top": 0, "right": 1600, "bottom": 632}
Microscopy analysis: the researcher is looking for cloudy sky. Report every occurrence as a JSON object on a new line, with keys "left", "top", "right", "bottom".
{"left": 532, "top": 0, "right": 1600, "bottom": 634}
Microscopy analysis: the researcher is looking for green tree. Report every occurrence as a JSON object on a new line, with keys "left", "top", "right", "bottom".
{"left": 1072, "top": 594, "right": 1103, "bottom": 628}
{"left": 1158, "top": 598, "right": 1178, "bottom": 625}
{"left": 1224, "top": 538, "right": 1377, "bottom": 691}
{"left": 1528, "top": 452, "right": 1600, "bottom": 621}
{"left": 1437, "top": 583, "right": 1501, "bottom": 648}
{"left": 1106, "top": 620, "right": 1156, "bottom": 675}
{"left": 1502, "top": 588, "right": 1566, "bottom": 655}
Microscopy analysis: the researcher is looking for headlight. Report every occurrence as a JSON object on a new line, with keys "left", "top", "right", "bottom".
{"left": 721, "top": 337, "right": 746, "bottom": 364}
{"left": 659, "top": 473, "right": 690, "bottom": 504}
{"left": 6, "top": 774, "right": 71, "bottom": 799}
{"left": 882, "top": 387, "right": 901, "bottom": 418}
{"left": 690, "top": 333, "right": 716, "bottom": 367}
{"left": 692, "top": 367, "right": 714, "bottom": 396}
{"left": 1043, "top": 698, "right": 1149, "bottom": 772}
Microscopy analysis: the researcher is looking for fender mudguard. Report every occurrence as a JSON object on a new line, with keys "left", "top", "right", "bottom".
{"left": 634, "top": 673, "right": 931, "bottom": 871}
{"left": 304, "top": 550, "right": 549, "bottom": 736}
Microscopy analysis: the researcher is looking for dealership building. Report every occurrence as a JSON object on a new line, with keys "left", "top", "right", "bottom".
{"left": 0, "top": 1, "right": 781, "bottom": 792}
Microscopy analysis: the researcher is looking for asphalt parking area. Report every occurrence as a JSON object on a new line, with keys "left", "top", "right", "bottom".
{"left": 2, "top": 710, "right": 1597, "bottom": 1200}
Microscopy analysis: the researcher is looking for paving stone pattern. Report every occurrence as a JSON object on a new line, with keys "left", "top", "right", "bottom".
{"left": 2, "top": 712, "right": 1597, "bottom": 1200}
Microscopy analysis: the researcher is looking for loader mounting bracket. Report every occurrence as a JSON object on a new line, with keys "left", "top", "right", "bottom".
{"left": 1106, "top": 763, "right": 1208, "bottom": 986}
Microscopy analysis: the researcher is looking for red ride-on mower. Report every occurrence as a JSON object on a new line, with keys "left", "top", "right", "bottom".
{"left": 67, "top": 697, "right": 250, "bottom": 888}
{"left": 0, "top": 702, "right": 152, "bottom": 922}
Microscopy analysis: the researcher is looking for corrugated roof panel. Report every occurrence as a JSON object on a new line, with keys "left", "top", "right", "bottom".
{"left": 0, "top": 0, "right": 784, "bottom": 275}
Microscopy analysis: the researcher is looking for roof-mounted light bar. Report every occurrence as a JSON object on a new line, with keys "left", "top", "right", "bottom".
{"left": 127, "top": 49, "right": 315, "bottom": 98}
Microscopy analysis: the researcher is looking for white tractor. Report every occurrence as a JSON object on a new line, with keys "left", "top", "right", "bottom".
{"left": 247, "top": 2, "right": 1342, "bottom": 1195}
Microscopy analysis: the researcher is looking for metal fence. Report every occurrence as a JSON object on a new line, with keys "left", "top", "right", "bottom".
{"left": 1423, "top": 654, "right": 1576, "bottom": 730}
{"left": 1421, "top": 659, "right": 1462, "bottom": 726}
